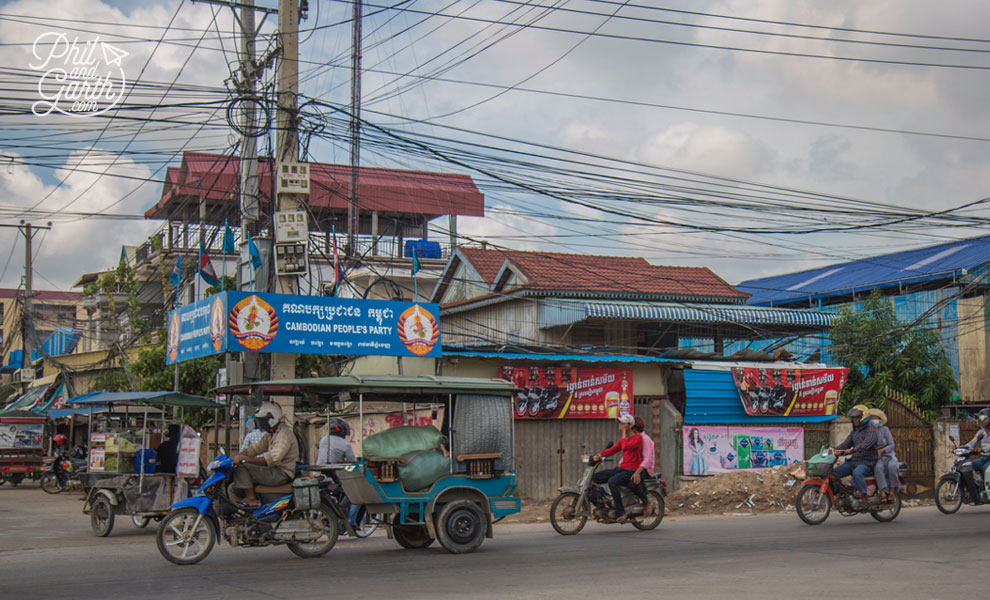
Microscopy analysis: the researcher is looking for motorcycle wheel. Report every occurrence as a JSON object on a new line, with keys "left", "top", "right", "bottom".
{"left": 871, "top": 489, "right": 902, "bottom": 522}
{"left": 550, "top": 492, "right": 589, "bottom": 535}
{"left": 796, "top": 484, "right": 832, "bottom": 525}
{"left": 40, "top": 472, "right": 64, "bottom": 494}
{"left": 157, "top": 508, "right": 216, "bottom": 565}
{"left": 353, "top": 512, "right": 380, "bottom": 538}
{"left": 935, "top": 478, "right": 963, "bottom": 514}
{"left": 90, "top": 496, "right": 115, "bottom": 537}
{"left": 132, "top": 515, "right": 151, "bottom": 528}
{"left": 393, "top": 523, "right": 435, "bottom": 549}
{"left": 288, "top": 504, "right": 340, "bottom": 558}
{"left": 631, "top": 491, "right": 665, "bottom": 531}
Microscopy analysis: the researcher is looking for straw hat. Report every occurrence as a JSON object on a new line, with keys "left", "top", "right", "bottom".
{"left": 865, "top": 407, "right": 888, "bottom": 425}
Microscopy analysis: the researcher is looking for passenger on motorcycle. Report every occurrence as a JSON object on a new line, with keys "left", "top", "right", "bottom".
{"left": 961, "top": 408, "right": 990, "bottom": 501}
{"left": 832, "top": 407, "right": 879, "bottom": 501}
{"left": 593, "top": 414, "right": 643, "bottom": 523}
{"left": 630, "top": 416, "right": 655, "bottom": 517}
{"left": 232, "top": 402, "right": 299, "bottom": 508}
{"left": 317, "top": 417, "right": 356, "bottom": 465}
{"left": 864, "top": 408, "right": 900, "bottom": 502}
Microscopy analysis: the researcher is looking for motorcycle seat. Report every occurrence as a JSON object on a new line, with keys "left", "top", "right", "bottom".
{"left": 255, "top": 483, "right": 293, "bottom": 494}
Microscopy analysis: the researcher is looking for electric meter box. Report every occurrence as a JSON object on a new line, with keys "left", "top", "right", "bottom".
{"left": 274, "top": 241, "right": 309, "bottom": 276}
{"left": 274, "top": 210, "right": 308, "bottom": 244}
{"left": 276, "top": 162, "right": 310, "bottom": 195}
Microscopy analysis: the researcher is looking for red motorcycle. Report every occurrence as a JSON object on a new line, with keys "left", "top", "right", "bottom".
{"left": 796, "top": 448, "right": 904, "bottom": 525}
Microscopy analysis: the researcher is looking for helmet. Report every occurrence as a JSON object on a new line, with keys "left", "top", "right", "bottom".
{"left": 329, "top": 417, "right": 349, "bottom": 438}
{"left": 53, "top": 434, "right": 67, "bottom": 446}
{"left": 846, "top": 408, "right": 864, "bottom": 419}
{"left": 978, "top": 408, "right": 990, "bottom": 428}
{"left": 254, "top": 402, "right": 283, "bottom": 433}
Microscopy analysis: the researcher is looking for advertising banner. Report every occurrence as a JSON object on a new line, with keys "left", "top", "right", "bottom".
{"left": 166, "top": 291, "right": 442, "bottom": 364}
{"left": 683, "top": 426, "right": 804, "bottom": 475}
{"left": 177, "top": 435, "right": 202, "bottom": 478}
{"left": 731, "top": 367, "right": 848, "bottom": 417}
{"left": 502, "top": 365, "right": 633, "bottom": 419}
{"left": 0, "top": 423, "right": 44, "bottom": 449}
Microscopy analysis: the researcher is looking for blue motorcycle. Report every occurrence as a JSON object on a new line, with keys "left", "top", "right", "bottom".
{"left": 155, "top": 453, "right": 340, "bottom": 565}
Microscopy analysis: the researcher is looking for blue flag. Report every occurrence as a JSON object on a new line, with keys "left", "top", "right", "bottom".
{"left": 247, "top": 232, "right": 263, "bottom": 269}
{"left": 411, "top": 248, "right": 421, "bottom": 275}
{"left": 223, "top": 221, "right": 236, "bottom": 255}
{"left": 168, "top": 257, "right": 181, "bottom": 286}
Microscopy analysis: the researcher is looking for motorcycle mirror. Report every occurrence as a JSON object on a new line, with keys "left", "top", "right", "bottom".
{"left": 580, "top": 441, "right": 586, "bottom": 450}
{"left": 219, "top": 446, "right": 227, "bottom": 456}
{"left": 950, "top": 436, "right": 956, "bottom": 444}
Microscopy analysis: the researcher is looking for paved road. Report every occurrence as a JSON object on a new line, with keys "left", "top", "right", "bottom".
{"left": 0, "top": 484, "right": 982, "bottom": 599}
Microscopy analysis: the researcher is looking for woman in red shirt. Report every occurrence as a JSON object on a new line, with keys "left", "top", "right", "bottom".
{"left": 593, "top": 414, "right": 643, "bottom": 522}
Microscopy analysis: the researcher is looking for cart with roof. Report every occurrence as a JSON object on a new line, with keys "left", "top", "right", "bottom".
{"left": 217, "top": 375, "right": 521, "bottom": 554}
{"left": 0, "top": 410, "right": 48, "bottom": 486}
{"left": 67, "top": 391, "right": 223, "bottom": 537}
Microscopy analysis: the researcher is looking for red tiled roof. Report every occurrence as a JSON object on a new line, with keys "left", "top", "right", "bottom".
{"left": 455, "top": 248, "right": 748, "bottom": 300}
{"left": 145, "top": 152, "right": 484, "bottom": 221}
{"left": 0, "top": 289, "right": 81, "bottom": 301}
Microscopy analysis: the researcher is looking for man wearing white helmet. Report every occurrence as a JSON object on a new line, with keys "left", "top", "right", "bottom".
{"left": 232, "top": 401, "right": 299, "bottom": 508}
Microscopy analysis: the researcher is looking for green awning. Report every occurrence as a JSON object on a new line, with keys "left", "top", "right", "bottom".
{"left": 68, "top": 391, "right": 222, "bottom": 408}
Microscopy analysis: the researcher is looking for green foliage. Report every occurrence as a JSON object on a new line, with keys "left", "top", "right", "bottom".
{"left": 829, "top": 291, "right": 957, "bottom": 419}
{"left": 91, "top": 369, "right": 131, "bottom": 393}
{"left": 204, "top": 276, "right": 236, "bottom": 297}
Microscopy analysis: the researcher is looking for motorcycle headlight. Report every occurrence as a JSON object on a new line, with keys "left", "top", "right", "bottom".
{"left": 581, "top": 454, "right": 590, "bottom": 464}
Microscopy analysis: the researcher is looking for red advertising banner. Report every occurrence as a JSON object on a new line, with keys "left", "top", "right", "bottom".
{"left": 501, "top": 366, "right": 633, "bottom": 419}
{"left": 731, "top": 367, "right": 848, "bottom": 417}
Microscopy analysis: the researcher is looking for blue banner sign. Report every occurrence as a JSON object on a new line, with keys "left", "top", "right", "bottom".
{"left": 166, "top": 292, "right": 441, "bottom": 364}
{"left": 166, "top": 294, "right": 227, "bottom": 365}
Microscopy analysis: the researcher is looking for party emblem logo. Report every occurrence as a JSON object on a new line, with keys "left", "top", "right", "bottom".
{"left": 229, "top": 295, "right": 278, "bottom": 351}
{"left": 167, "top": 312, "right": 180, "bottom": 363}
{"left": 397, "top": 305, "right": 439, "bottom": 356}
{"left": 209, "top": 295, "right": 225, "bottom": 353}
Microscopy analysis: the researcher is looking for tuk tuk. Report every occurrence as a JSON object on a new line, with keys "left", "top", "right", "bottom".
{"left": 217, "top": 375, "right": 521, "bottom": 554}
{"left": 67, "top": 391, "right": 223, "bottom": 537}
{"left": 0, "top": 410, "right": 48, "bottom": 486}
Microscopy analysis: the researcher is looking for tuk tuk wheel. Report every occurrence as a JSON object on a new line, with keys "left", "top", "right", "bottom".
{"left": 91, "top": 496, "right": 115, "bottom": 537}
{"left": 132, "top": 515, "right": 151, "bottom": 529}
{"left": 435, "top": 500, "right": 486, "bottom": 554}
{"left": 8, "top": 473, "right": 23, "bottom": 487}
{"left": 392, "top": 523, "right": 434, "bottom": 549}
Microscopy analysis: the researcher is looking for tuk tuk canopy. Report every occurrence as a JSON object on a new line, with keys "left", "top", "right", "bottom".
{"left": 68, "top": 391, "right": 222, "bottom": 409}
{"left": 214, "top": 375, "right": 517, "bottom": 398}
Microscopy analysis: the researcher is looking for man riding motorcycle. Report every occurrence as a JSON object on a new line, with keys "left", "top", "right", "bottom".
{"left": 593, "top": 414, "right": 643, "bottom": 523}
{"left": 232, "top": 402, "right": 299, "bottom": 508}
{"left": 960, "top": 408, "right": 990, "bottom": 502}
{"left": 832, "top": 406, "right": 879, "bottom": 505}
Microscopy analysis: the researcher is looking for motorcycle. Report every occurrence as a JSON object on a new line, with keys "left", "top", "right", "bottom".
{"left": 155, "top": 452, "right": 341, "bottom": 565}
{"left": 796, "top": 447, "right": 904, "bottom": 525}
{"left": 40, "top": 454, "right": 87, "bottom": 494}
{"left": 550, "top": 445, "right": 666, "bottom": 535}
{"left": 935, "top": 441, "right": 990, "bottom": 514}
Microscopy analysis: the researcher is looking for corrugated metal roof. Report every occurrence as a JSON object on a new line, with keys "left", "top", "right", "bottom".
{"left": 539, "top": 299, "right": 835, "bottom": 329}
{"left": 683, "top": 369, "right": 837, "bottom": 424}
{"left": 738, "top": 235, "right": 990, "bottom": 306}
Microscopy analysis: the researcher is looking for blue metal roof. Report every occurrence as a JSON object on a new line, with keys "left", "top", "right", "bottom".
{"left": 738, "top": 235, "right": 990, "bottom": 306}
{"left": 683, "top": 369, "right": 837, "bottom": 424}
{"left": 539, "top": 299, "right": 834, "bottom": 329}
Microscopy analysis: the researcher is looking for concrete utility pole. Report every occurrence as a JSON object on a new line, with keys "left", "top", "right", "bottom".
{"left": 270, "top": 0, "right": 300, "bottom": 421}
{"left": 21, "top": 222, "right": 32, "bottom": 390}
{"left": 347, "top": 0, "right": 362, "bottom": 256}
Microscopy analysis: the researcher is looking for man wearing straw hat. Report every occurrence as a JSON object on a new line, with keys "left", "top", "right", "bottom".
{"left": 864, "top": 408, "right": 900, "bottom": 502}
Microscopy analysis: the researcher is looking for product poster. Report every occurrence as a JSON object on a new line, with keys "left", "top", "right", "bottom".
{"left": 683, "top": 426, "right": 804, "bottom": 475}
{"left": 0, "top": 423, "right": 43, "bottom": 449}
{"left": 177, "top": 436, "right": 202, "bottom": 478}
{"left": 731, "top": 367, "right": 848, "bottom": 417}
{"left": 502, "top": 366, "right": 633, "bottom": 419}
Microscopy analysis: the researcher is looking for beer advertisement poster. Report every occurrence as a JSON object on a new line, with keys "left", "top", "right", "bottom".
{"left": 503, "top": 366, "right": 633, "bottom": 419}
{"left": 731, "top": 367, "right": 849, "bottom": 417}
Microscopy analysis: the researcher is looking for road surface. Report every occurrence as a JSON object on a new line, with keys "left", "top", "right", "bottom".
{"left": 0, "top": 485, "right": 980, "bottom": 599}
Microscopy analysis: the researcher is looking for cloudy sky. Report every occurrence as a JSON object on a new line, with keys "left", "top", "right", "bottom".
{"left": 1, "top": 0, "right": 989, "bottom": 291}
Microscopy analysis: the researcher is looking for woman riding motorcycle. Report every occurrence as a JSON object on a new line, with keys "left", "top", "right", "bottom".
{"left": 864, "top": 408, "right": 900, "bottom": 502}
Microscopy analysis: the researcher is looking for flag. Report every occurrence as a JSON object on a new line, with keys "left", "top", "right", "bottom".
{"left": 168, "top": 257, "right": 181, "bottom": 286}
{"left": 332, "top": 227, "right": 344, "bottom": 294}
{"left": 198, "top": 245, "right": 219, "bottom": 287}
{"left": 222, "top": 221, "right": 236, "bottom": 255}
{"left": 247, "top": 232, "right": 262, "bottom": 269}
{"left": 411, "top": 248, "right": 421, "bottom": 276}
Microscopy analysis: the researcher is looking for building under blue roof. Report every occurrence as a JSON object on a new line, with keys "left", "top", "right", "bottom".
{"left": 737, "top": 235, "right": 990, "bottom": 307}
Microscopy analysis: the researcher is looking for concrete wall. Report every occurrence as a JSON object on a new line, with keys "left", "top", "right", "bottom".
{"left": 349, "top": 355, "right": 435, "bottom": 376}
{"left": 659, "top": 398, "right": 682, "bottom": 491}
{"left": 957, "top": 297, "right": 987, "bottom": 404}
{"left": 830, "top": 417, "right": 852, "bottom": 447}
{"left": 934, "top": 419, "right": 963, "bottom": 478}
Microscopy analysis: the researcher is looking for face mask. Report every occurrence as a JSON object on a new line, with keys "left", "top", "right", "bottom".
{"left": 870, "top": 419, "right": 881, "bottom": 429}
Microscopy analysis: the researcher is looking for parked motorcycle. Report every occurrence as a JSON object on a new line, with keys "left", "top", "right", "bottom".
{"left": 935, "top": 441, "right": 990, "bottom": 514}
{"left": 155, "top": 452, "right": 340, "bottom": 565}
{"left": 40, "top": 454, "right": 87, "bottom": 494}
{"left": 796, "top": 448, "right": 904, "bottom": 525}
{"left": 550, "top": 447, "right": 665, "bottom": 535}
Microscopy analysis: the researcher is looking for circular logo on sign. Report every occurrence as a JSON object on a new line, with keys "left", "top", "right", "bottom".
{"left": 167, "top": 312, "right": 180, "bottom": 363}
{"left": 210, "top": 295, "right": 225, "bottom": 353}
{"left": 229, "top": 295, "right": 278, "bottom": 351}
{"left": 397, "top": 305, "right": 439, "bottom": 356}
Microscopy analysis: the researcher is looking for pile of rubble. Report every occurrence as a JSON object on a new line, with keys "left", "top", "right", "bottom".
{"left": 668, "top": 464, "right": 806, "bottom": 515}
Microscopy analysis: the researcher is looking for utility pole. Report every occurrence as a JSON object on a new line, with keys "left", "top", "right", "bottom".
{"left": 347, "top": 0, "right": 362, "bottom": 255}
{"left": 270, "top": 0, "right": 300, "bottom": 421}
{"left": 0, "top": 221, "right": 53, "bottom": 391}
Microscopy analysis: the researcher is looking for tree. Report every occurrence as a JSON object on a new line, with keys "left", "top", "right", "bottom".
{"left": 829, "top": 291, "right": 957, "bottom": 418}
